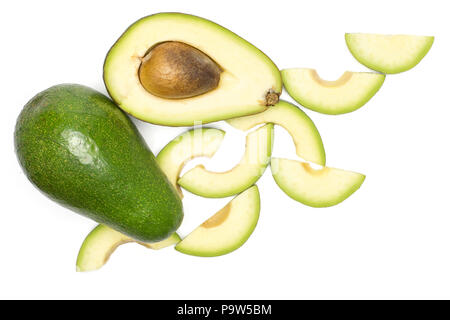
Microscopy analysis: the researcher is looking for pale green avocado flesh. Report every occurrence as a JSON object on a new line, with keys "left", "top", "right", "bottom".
{"left": 76, "top": 225, "right": 181, "bottom": 272}
{"left": 227, "top": 100, "right": 326, "bottom": 165}
{"left": 156, "top": 128, "right": 225, "bottom": 198}
{"left": 282, "top": 68, "right": 385, "bottom": 115}
{"left": 104, "top": 13, "right": 282, "bottom": 126}
{"left": 176, "top": 185, "right": 260, "bottom": 257}
{"left": 178, "top": 124, "right": 273, "bottom": 198}
{"left": 271, "top": 158, "right": 365, "bottom": 208}
{"left": 345, "top": 33, "right": 434, "bottom": 74}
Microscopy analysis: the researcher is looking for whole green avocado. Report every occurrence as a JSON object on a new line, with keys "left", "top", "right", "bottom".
{"left": 14, "top": 84, "right": 183, "bottom": 242}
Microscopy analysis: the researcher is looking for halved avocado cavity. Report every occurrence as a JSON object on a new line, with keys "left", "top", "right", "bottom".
{"left": 227, "top": 100, "right": 326, "bottom": 165}
{"left": 175, "top": 185, "right": 260, "bottom": 257}
{"left": 345, "top": 33, "right": 434, "bottom": 74}
{"left": 76, "top": 225, "right": 180, "bottom": 272}
{"left": 271, "top": 158, "right": 365, "bottom": 208}
{"left": 156, "top": 128, "right": 225, "bottom": 198}
{"left": 178, "top": 124, "right": 273, "bottom": 198}
{"left": 104, "top": 13, "right": 282, "bottom": 126}
{"left": 282, "top": 68, "right": 385, "bottom": 114}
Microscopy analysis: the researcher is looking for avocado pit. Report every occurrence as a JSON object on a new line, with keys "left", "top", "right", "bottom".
{"left": 138, "top": 41, "right": 222, "bottom": 99}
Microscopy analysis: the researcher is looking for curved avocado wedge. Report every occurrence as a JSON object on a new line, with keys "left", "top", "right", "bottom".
{"left": 271, "top": 158, "right": 365, "bottom": 208}
{"left": 76, "top": 225, "right": 181, "bottom": 272}
{"left": 178, "top": 124, "right": 273, "bottom": 198}
{"left": 104, "top": 13, "right": 282, "bottom": 126}
{"left": 282, "top": 68, "right": 385, "bottom": 115}
{"left": 345, "top": 33, "right": 434, "bottom": 74}
{"left": 156, "top": 128, "right": 225, "bottom": 198}
{"left": 227, "top": 100, "right": 326, "bottom": 165}
{"left": 175, "top": 185, "right": 260, "bottom": 257}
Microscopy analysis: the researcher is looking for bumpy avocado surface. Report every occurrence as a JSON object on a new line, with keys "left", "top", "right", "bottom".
{"left": 14, "top": 84, "right": 183, "bottom": 242}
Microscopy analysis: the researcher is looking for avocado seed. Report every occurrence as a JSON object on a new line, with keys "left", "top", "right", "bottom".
{"left": 138, "top": 41, "right": 222, "bottom": 99}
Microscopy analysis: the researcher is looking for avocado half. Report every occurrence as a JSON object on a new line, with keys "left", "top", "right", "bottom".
{"left": 104, "top": 13, "right": 282, "bottom": 126}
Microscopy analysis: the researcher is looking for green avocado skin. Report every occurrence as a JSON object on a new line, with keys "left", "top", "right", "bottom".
{"left": 14, "top": 84, "right": 183, "bottom": 242}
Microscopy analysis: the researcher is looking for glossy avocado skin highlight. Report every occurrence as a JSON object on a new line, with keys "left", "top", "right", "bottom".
{"left": 14, "top": 84, "right": 183, "bottom": 242}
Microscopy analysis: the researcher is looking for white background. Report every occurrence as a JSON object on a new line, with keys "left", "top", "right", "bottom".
{"left": 1, "top": 0, "right": 449, "bottom": 299}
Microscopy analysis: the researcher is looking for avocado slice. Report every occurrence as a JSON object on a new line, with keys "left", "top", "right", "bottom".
{"left": 227, "top": 100, "right": 326, "bottom": 166}
{"left": 282, "top": 68, "right": 385, "bottom": 115}
{"left": 156, "top": 128, "right": 225, "bottom": 198}
{"left": 104, "top": 13, "right": 282, "bottom": 126}
{"left": 76, "top": 225, "right": 181, "bottom": 272}
{"left": 178, "top": 124, "right": 273, "bottom": 198}
{"left": 175, "top": 185, "right": 260, "bottom": 257}
{"left": 271, "top": 158, "right": 365, "bottom": 207}
{"left": 345, "top": 33, "right": 434, "bottom": 74}
{"left": 14, "top": 84, "right": 183, "bottom": 243}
